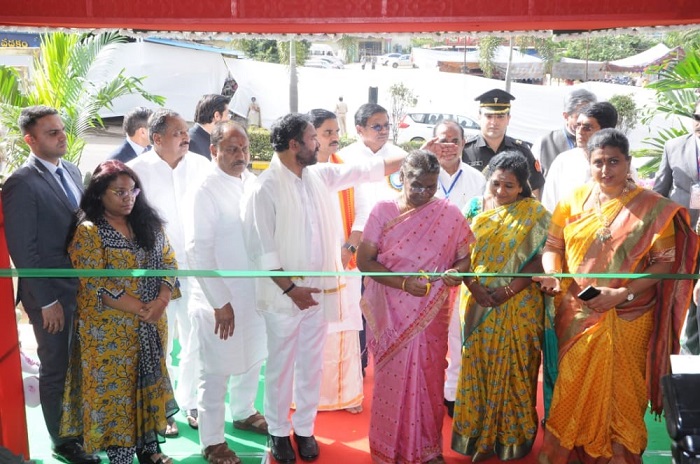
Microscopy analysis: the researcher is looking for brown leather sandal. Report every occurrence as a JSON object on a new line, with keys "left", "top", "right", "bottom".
{"left": 203, "top": 443, "right": 241, "bottom": 464}
{"left": 232, "top": 411, "right": 268, "bottom": 435}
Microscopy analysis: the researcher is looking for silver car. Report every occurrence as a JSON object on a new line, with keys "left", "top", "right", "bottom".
{"left": 397, "top": 112, "right": 480, "bottom": 143}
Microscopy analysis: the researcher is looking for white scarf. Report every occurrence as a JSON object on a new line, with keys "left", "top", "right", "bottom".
{"left": 258, "top": 155, "right": 346, "bottom": 321}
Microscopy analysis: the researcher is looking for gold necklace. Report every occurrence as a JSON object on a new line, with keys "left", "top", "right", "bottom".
{"left": 593, "top": 182, "right": 634, "bottom": 242}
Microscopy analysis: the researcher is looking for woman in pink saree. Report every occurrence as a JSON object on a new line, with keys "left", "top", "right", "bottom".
{"left": 357, "top": 150, "right": 472, "bottom": 464}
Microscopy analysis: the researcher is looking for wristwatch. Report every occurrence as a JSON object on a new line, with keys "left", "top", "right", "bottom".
{"left": 343, "top": 243, "right": 357, "bottom": 254}
{"left": 626, "top": 289, "right": 635, "bottom": 301}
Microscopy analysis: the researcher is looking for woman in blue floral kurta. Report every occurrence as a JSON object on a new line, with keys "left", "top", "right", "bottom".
{"left": 60, "top": 160, "right": 179, "bottom": 464}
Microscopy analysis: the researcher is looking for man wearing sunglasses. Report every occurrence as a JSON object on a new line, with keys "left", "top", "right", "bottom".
{"left": 653, "top": 97, "right": 700, "bottom": 355}
{"left": 541, "top": 101, "right": 619, "bottom": 211}
{"left": 337, "top": 103, "right": 408, "bottom": 373}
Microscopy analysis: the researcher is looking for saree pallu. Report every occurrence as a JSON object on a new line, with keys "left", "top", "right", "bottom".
{"left": 540, "top": 185, "right": 698, "bottom": 464}
{"left": 452, "top": 197, "right": 551, "bottom": 462}
{"left": 361, "top": 198, "right": 471, "bottom": 464}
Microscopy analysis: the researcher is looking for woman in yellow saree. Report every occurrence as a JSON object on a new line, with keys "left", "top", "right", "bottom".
{"left": 452, "top": 151, "right": 551, "bottom": 461}
{"left": 535, "top": 129, "right": 698, "bottom": 464}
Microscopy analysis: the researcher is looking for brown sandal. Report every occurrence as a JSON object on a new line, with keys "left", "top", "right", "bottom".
{"left": 232, "top": 411, "right": 268, "bottom": 435}
{"left": 203, "top": 443, "right": 241, "bottom": 464}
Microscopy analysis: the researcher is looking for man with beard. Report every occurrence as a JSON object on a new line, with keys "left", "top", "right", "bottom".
{"left": 2, "top": 106, "right": 98, "bottom": 464}
{"left": 243, "top": 113, "right": 404, "bottom": 463}
{"left": 654, "top": 97, "right": 700, "bottom": 354}
{"left": 186, "top": 121, "right": 268, "bottom": 462}
{"left": 463, "top": 89, "right": 544, "bottom": 198}
{"left": 128, "top": 109, "right": 212, "bottom": 436}
{"left": 307, "top": 109, "right": 364, "bottom": 415}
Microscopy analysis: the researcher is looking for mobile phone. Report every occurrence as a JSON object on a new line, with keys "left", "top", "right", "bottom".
{"left": 577, "top": 285, "right": 601, "bottom": 301}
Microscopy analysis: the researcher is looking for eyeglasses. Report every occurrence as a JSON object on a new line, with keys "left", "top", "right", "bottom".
{"left": 109, "top": 188, "right": 141, "bottom": 199}
{"left": 409, "top": 185, "right": 438, "bottom": 194}
{"left": 368, "top": 123, "right": 392, "bottom": 132}
{"left": 693, "top": 114, "right": 700, "bottom": 122}
{"left": 575, "top": 123, "right": 595, "bottom": 132}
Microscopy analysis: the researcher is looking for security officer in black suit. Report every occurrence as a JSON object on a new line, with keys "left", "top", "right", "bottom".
{"left": 463, "top": 89, "right": 545, "bottom": 197}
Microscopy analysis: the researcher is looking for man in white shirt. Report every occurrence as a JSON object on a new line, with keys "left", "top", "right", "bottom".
{"left": 337, "top": 103, "right": 407, "bottom": 372}
{"left": 243, "top": 113, "right": 404, "bottom": 463}
{"left": 334, "top": 96, "right": 349, "bottom": 137}
{"left": 426, "top": 119, "right": 486, "bottom": 417}
{"left": 541, "top": 102, "right": 619, "bottom": 212}
{"left": 308, "top": 109, "right": 364, "bottom": 415}
{"left": 186, "top": 121, "right": 268, "bottom": 461}
{"left": 128, "top": 109, "right": 212, "bottom": 436}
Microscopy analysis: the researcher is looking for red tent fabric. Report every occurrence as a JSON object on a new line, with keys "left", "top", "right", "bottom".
{"left": 1, "top": 0, "right": 699, "bottom": 33}
{"left": 0, "top": 203, "right": 29, "bottom": 458}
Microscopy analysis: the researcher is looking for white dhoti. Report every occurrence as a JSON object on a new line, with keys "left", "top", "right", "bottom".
{"left": 317, "top": 274, "right": 364, "bottom": 410}
{"left": 166, "top": 277, "right": 202, "bottom": 411}
{"left": 444, "top": 291, "right": 462, "bottom": 402}
{"left": 263, "top": 306, "right": 328, "bottom": 437}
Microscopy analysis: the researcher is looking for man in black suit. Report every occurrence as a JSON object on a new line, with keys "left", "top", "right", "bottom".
{"left": 188, "top": 94, "right": 231, "bottom": 160}
{"left": 107, "top": 106, "right": 152, "bottom": 163}
{"left": 654, "top": 97, "right": 700, "bottom": 354}
{"left": 2, "top": 106, "right": 100, "bottom": 464}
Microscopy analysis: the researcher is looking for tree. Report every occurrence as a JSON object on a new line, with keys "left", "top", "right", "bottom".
{"left": 0, "top": 32, "right": 163, "bottom": 174}
{"left": 634, "top": 49, "right": 700, "bottom": 176}
{"left": 478, "top": 36, "right": 502, "bottom": 78}
{"left": 608, "top": 94, "right": 639, "bottom": 135}
{"left": 278, "top": 40, "right": 310, "bottom": 66}
{"left": 663, "top": 29, "right": 700, "bottom": 52}
{"left": 336, "top": 35, "right": 358, "bottom": 63}
{"left": 389, "top": 83, "right": 417, "bottom": 143}
{"left": 560, "top": 34, "right": 659, "bottom": 61}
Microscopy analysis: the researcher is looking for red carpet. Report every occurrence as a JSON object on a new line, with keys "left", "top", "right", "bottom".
{"left": 310, "top": 361, "right": 544, "bottom": 464}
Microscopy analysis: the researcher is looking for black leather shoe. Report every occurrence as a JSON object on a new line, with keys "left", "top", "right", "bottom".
{"left": 443, "top": 398, "right": 455, "bottom": 418}
{"left": 293, "top": 433, "right": 319, "bottom": 461}
{"left": 53, "top": 442, "right": 101, "bottom": 464}
{"left": 268, "top": 435, "right": 296, "bottom": 463}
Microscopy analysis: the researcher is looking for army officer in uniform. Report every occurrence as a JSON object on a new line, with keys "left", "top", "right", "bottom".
{"left": 462, "top": 89, "right": 545, "bottom": 198}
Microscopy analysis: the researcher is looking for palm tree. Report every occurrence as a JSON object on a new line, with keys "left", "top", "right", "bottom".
{"left": 0, "top": 32, "right": 164, "bottom": 175}
{"left": 634, "top": 49, "right": 700, "bottom": 176}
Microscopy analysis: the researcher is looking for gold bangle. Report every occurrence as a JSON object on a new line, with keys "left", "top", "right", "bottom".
{"left": 401, "top": 277, "right": 408, "bottom": 292}
{"left": 424, "top": 283, "right": 431, "bottom": 296}
{"left": 505, "top": 285, "right": 515, "bottom": 297}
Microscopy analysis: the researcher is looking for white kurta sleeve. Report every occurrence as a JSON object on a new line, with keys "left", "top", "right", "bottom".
{"left": 186, "top": 187, "right": 232, "bottom": 309}
{"left": 243, "top": 181, "right": 282, "bottom": 271}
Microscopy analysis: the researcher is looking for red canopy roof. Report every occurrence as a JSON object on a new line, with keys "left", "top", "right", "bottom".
{"left": 1, "top": 0, "right": 699, "bottom": 33}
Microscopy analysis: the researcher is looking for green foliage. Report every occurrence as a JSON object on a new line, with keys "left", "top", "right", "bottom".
{"left": 410, "top": 37, "right": 442, "bottom": 49}
{"left": 638, "top": 48, "right": 700, "bottom": 172}
{"left": 0, "top": 32, "right": 164, "bottom": 173}
{"left": 278, "top": 40, "right": 310, "bottom": 65}
{"left": 336, "top": 35, "right": 358, "bottom": 62}
{"left": 248, "top": 126, "right": 273, "bottom": 161}
{"left": 478, "top": 37, "right": 502, "bottom": 78}
{"left": 559, "top": 34, "right": 659, "bottom": 61}
{"left": 388, "top": 83, "right": 418, "bottom": 143}
{"left": 663, "top": 29, "right": 700, "bottom": 52}
{"left": 517, "top": 36, "right": 560, "bottom": 75}
{"left": 608, "top": 94, "right": 638, "bottom": 135}
{"left": 232, "top": 39, "right": 280, "bottom": 63}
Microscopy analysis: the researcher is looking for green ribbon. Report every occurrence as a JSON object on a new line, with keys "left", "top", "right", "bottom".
{"left": 0, "top": 268, "right": 698, "bottom": 280}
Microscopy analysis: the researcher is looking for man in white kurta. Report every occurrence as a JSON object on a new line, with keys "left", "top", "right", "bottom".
{"left": 337, "top": 103, "right": 407, "bottom": 372}
{"left": 541, "top": 102, "right": 626, "bottom": 212}
{"left": 127, "top": 109, "right": 212, "bottom": 433}
{"left": 427, "top": 120, "right": 486, "bottom": 416}
{"left": 308, "top": 109, "right": 363, "bottom": 413}
{"left": 243, "top": 113, "right": 403, "bottom": 463}
{"left": 186, "top": 121, "right": 268, "bottom": 459}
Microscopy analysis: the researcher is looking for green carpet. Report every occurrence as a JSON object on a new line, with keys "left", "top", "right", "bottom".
{"left": 25, "top": 343, "right": 267, "bottom": 463}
